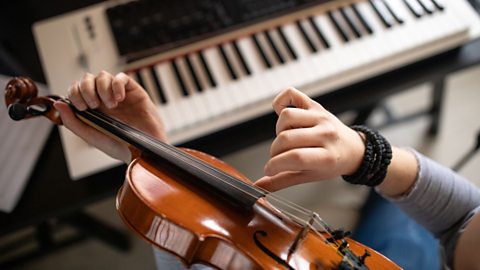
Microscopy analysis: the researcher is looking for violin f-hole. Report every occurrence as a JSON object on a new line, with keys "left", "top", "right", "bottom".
{"left": 253, "top": 230, "right": 294, "bottom": 270}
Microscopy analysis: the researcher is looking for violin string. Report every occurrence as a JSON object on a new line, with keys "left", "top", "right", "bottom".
{"left": 80, "top": 108, "right": 337, "bottom": 237}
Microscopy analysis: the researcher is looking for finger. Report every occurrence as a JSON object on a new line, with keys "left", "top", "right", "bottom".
{"left": 67, "top": 80, "right": 88, "bottom": 111}
{"left": 95, "top": 71, "right": 117, "bottom": 109}
{"left": 275, "top": 107, "right": 318, "bottom": 135}
{"left": 111, "top": 72, "right": 130, "bottom": 102}
{"left": 79, "top": 73, "right": 100, "bottom": 109}
{"left": 271, "top": 127, "right": 325, "bottom": 157}
{"left": 113, "top": 72, "right": 143, "bottom": 98}
{"left": 272, "top": 87, "right": 314, "bottom": 115}
{"left": 254, "top": 171, "right": 316, "bottom": 192}
{"left": 264, "top": 147, "right": 335, "bottom": 177}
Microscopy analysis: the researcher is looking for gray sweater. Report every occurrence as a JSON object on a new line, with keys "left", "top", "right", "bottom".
{"left": 384, "top": 150, "right": 480, "bottom": 267}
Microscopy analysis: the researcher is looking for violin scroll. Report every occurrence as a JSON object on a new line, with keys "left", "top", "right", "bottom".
{"left": 4, "top": 76, "right": 63, "bottom": 125}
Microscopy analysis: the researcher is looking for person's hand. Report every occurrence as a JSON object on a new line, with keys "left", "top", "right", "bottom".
{"left": 54, "top": 71, "right": 166, "bottom": 163}
{"left": 255, "top": 88, "right": 365, "bottom": 192}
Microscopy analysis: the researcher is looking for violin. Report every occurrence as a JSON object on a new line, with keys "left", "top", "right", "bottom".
{"left": 5, "top": 77, "right": 401, "bottom": 270}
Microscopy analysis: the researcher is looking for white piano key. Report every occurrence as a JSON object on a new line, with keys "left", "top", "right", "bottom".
{"left": 189, "top": 53, "right": 223, "bottom": 117}
{"left": 139, "top": 68, "right": 161, "bottom": 105}
{"left": 155, "top": 62, "right": 192, "bottom": 131}
{"left": 176, "top": 57, "right": 210, "bottom": 123}
{"left": 236, "top": 36, "right": 276, "bottom": 100}
{"left": 223, "top": 42, "right": 256, "bottom": 106}
{"left": 203, "top": 47, "right": 242, "bottom": 111}
{"left": 404, "top": 0, "right": 426, "bottom": 17}
{"left": 268, "top": 28, "right": 304, "bottom": 88}
{"left": 280, "top": 23, "right": 318, "bottom": 84}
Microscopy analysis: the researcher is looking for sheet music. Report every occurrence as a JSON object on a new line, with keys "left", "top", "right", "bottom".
{"left": 0, "top": 75, "right": 52, "bottom": 213}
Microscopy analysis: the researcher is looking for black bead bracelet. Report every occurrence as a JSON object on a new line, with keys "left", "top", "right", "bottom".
{"left": 342, "top": 125, "right": 392, "bottom": 187}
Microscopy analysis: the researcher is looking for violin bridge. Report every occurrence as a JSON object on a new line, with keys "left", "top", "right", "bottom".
{"left": 287, "top": 213, "right": 317, "bottom": 257}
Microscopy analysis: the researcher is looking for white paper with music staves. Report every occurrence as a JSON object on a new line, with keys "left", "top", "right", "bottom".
{"left": 0, "top": 75, "right": 52, "bottom": 213}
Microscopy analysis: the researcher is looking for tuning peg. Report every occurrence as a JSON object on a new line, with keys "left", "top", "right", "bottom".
{"left": 8, "top": 103, "right": 29, "bottom": 121}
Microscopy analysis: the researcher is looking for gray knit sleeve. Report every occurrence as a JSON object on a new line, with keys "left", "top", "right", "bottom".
{"left": 379, "top": 150, "right": 480, "bottom": 266}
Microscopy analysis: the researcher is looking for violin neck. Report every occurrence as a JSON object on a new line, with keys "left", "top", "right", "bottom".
{"left": 74, "top": 107, "right": 266, "bottom": 209}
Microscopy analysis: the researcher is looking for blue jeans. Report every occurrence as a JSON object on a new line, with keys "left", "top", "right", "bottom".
{"left": 353, "top": 190, "right": 441, "bottom": 270}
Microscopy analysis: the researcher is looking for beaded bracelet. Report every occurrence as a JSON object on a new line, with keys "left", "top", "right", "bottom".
{"left": 342, "top": 125, "right": 392, "bottom": 187}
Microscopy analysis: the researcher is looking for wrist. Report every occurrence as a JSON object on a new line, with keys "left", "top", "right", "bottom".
{"left": 342, "top": 125, "right": 392, "bottom": 187}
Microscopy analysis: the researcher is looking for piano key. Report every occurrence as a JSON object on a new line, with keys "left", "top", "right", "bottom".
{"left": 223, "top": 42, "right": 252, "bottom": 88}
{"left": 264, "top": 30, "right": 286, "bottom": 64}
{"left": 416, "top": 0, "right": 435, "bottom": 14}
{"left": 155, "top": 63, "right": 193, "bottom": 131}
{"left": 268, "top": 28, "right": 294, "bottom": 62}
{"left": 204, "top": 47, "right": 243, "bottom": 110}
{"left": 198, "top": 50, "right": 217, "bottom": 88}
{"left": 138, "top": 68, "right": 161, "bottom": 105}
{"left": 351, "top": 3, "right": 374, "bottom": 34}
{"left": 171, "top": 60, "right": 189, "bottom": 96}
{"left": 184, "top": 55, "right": 203, "bottom": 92}
{"left": 295, "top": 20, "right": 318, "bottom": 52}
{"left": 149, "top": 66, "right": 168, "bottom": 104}
{"left": 352, "top": 1, "right": 394, "bottom": 60}
{"left": 301, "top": 15, "right": 346, "bottom": 79}
{"left": 176, "top": 57, "right": 211, "bottom": 123}
{"left": 134, "top": 70, "right": 146, "bottom": 89}
{"left": 266, "top": 27, "right": 306, "bottom": 88}
{"left": 308, "top": 16, "right": 331, "bottom": 48}
{"left": 276, "top": 26, "right": 298, "bottom": 60}
{"left": 255, "top": 31, "right": 292, "bottom": 89}
{"left": 369, "top": 0, "right": 394, "bottom": 28}
{"left": 236, "top": 37, "right": 275, "bottom": 99}
{"left": 218, "top": 44, "right": 238, "bottom": 80}
{"left": 188, "top": 53, "right": 224, "bottom": 116}
{"left": 280, "top": 22, "right": 319, "bottom": 82}
{"left": 251, "top": 34, "right": 273, "bottom": 68}
{"left": 339, "top": 7, "right": 363, "bottom": 38}
{"left": 382, "top": 0, "right": 404, "bottom": 24}
{"left": 232, "top": 40, "right": 252, "bottom": 76}
{"left": 431, "top": 0, "right": 444, "bottom": 11}
{"left": 403, "top": 0, "right": 425, "bottom": 18}
{"left": 327, "top": 10, "right": 351, "bottom": 42}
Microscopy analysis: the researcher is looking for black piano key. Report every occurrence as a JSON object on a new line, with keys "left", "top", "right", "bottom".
{"left": 277, "top": 26, "right": 298, "bottom": 60}
{"left": 149, "top": 67, "right": 168, "bottom": 104}
{"left": 171, "top": 60, "right": 189, "bottom": 96}
{"left": 218, "top": 45, "right": 238, "bottom": 80}
{"left": 339, "top": 8, "right": 362, "bottom": 39}
{"left": 198, "top": 51, "right": 217, "bottom": 88}
{"left": 232, "top": 40, "right": 252, "bottom": 75}
{"left": 185, "top": 56, "right": 203, "bottom": 92}
{"left": 351, "top": 3, "right": 374, "bottom": 35}
{"left": 382, "top": 0, "right": 404, "bottom": 24}
{"left": 403, "top": 0, "right": 423, "bottom": 18}
{"left": 295, "top": 20, "right": 318, "bottom": 53}
{"left": 264, "top": 30, "right": 285, "bottom": 64}
{"left": 252, "top": 35, "right": 273, "bottom": 68}
{"left": 431, "top": 0, "right": 444, "bottom": 11}
{"left": 134, "top": 71, "right": 146, "bottom": 89}
{"left": 416, "top": 0, "right": 434, "bottom": 14}
{"left": 369, "top": 0, "right": 393, "bottom": 28}
{"left": 308, "top": 17, "right": 331, "bottom": 49}
{"left": 327, "top": 11, "right": 350, "bottom": 42}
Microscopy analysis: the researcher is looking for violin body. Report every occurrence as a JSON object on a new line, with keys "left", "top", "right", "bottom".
{"left": 5, "top": 77, "right": 401, "bottom": 270}
{"left": 118, "top": 149, "right": 398, "bottom": 269}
